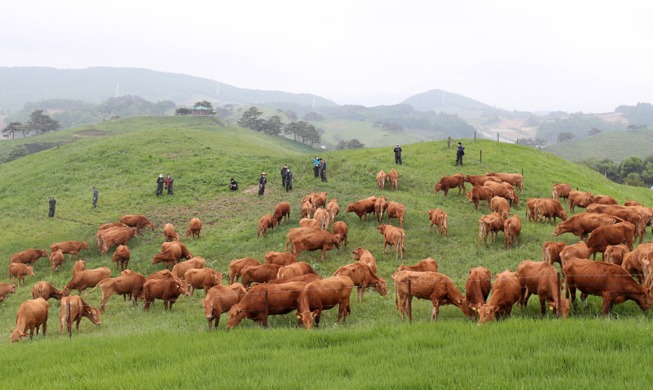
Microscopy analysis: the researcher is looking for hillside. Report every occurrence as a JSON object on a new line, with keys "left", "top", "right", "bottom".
{"left": 544, "top": 127, "right": 653, "bottom": 162}
{"left": 1, "top": 117, "right": 653, "bottom": 387}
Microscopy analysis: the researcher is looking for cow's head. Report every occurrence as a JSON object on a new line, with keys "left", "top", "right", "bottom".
{"left": 434, "top": 183, "right": 442, "bottom": 193}
{"left": 477, "top": 304, "right": 499, "bottom": 324}
{"left": 295, "top": 310, "right": 318, "bottom": 329}
{"left": 377, "top": 224, "right": 388, "bottom": 234}
{"left": 26, "top": 266, "right": 35, "bottom": 277}
{"left": 549, "top": 298, "right": 571, "bottom": 319}
{"left": 375, "top": 278, "right": 388, "bottom": 297}
{"left": 226, "top": 305, "right": 245, "bottom": 329}
{"left": 10, "top": 329, "right": 28, "bottom": 343}
{"left": 201, "top": 298, "right": 214, "bottom": 320}
{"left": 84, "top": 305, "right": 102, "bottom": 326}
{"left": 39, "top": 250, "right": 49, "bottom": 257}
{"left": 352, "top": 247, "right": 365, "bottom": 260}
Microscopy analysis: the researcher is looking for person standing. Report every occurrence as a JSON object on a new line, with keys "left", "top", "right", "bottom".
{"left": 281, "top": 164, "right": 289, "bottom": 187}
{"left": 319, "top": 158, "right": 327, "bottom": 182}
{"left": 156, "top": 174, "right": 165, "bottom": 196}
{"left": 258, "top": 172, "right": 267, "bottom": 196}
{"left": 92, "top": 186, "right": 98, "bottom": 208}
{"left": 285, "top": 168, "right": 293, "bottom": 192}
{"left": 455, "top": 142, "right": 465, "bottom": 166}
{"left": 313, "top": 156, "right": 320, "bottom": 178}
{"left": 48, "top": 196, "right": 56, "bottom": 217}
{"left": 229, "top": 178, "right": 239, "bottom": 191}
{"left": 394, "top": 144, "right": 403, "bottom": 165}
{"left": 166, "top": 174, "right": 174, "bottom": 195}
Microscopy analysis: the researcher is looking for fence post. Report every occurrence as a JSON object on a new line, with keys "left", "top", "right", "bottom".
{"left": 68, "top": 302, "right": 72, "bottom": 339}
{"left": 497, "top": 133, "right": 499, "bottom": 142}
{"left": 556, "top": 272, "right": 562, "bottom": 318}
{"left": 480, "top": 150, "right": 483, "bottom": 164}
{"left": 408, "top": 279, "right": 413, "bottom": 324}
{"left": 447, "top": 137, "right": 451, "bottom": 149}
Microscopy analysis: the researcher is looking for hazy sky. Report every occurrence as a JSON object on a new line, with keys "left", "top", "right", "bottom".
{"left": 2, "top": 1, "right": 652, "bottom": 113}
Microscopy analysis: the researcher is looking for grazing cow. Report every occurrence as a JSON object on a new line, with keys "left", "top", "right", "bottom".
{"left": 185, "top": 217, "right": 203, "bottom": 239}
{"left": 333, "top": 262, "right": 387, "bottom": 302}
{"left": 377, "top": 223, "right": 406, "bottom": 259}
{"left": 98, "top": 227, "right": 137, "bottom": 255}
{"left": 466, "top": 186, "right": 494, "bottom": 211}
{"left": 478, "top": 212, "right": 505, "bottom": 244}
{"left": 559, "top": 241, "right": 591, "bottom": 268}
{"left": 296, "top": 276, "right": 354, "bottom": 329}
{"left": 291, "top": 230, "right": 341, "bottom": 261}
{"left": 568, "top": 190, "right": 595, "bottom": 213}
{"left": 31, "top": 281, "right": 63, "bottom": 301}
{"left": 503, "top": 214, "right": 522, "bottom": 249}
{"left": 10, "top": 249, "right": 48, "bottom": 265}
{"left": 288, "top": 227, "right": 327, "bottom": 250}
{"left": 551, "top": 183, "right": 572, "bottom": 202}
{"left": 172, "top": 257, "right": 206, "bottom": 279}
{"left": 228, "top": 258, "right": 261, "bottom": 284}
{"left": 163, "top": 223, "right": 179, "bottom": 242}
{"left": 486, "top": 172, "right": 524, "bottom": 192}
{"left": 483, "top": 181, "right": 519, "bottom": 205}
{"left": 10, "top": 298, "right": 49, "bottom": 343}
{"left": 241, "top": 264, "right": 282, "bottom": 288}
{"left": 333, "top": 221, "right": 349, "bottom": 247}
{"left": 185, "top": 268, "right": 223, "bottom": 295}
{"left": 63, "top": 267, "right": 112, "bottom": 296}
{"left": 586, "top": 204, "right": 645, "bottom": 243}
{"left": 299, "top": 218, "right": 320, "bottom": 228}
{"left": 465, "top": 174, "right": 501, "bottom": 187}
{"left": 257, "top": 214, "right": 276, "bottom": 237}
{"left": 352, "top": 247, "right": 377, "bottom": 273}
{"left": 152, "top": 241, "right": 193, "bottom": 268}
{"left": 376, "top": 170, "right": 388, "bottom": 189}
{"left": 396, "top": 257, "right": 439, "bottom": 273}
{"left": 535, "top": 199, "right": 568, "bottom": 224}
{"left": 326, "top": 198, "right": 340, "bottom": 226}
{"left": 490, "top": 196, "right": 510, "bottom": 219}
{"left": 8, "top": 263, "right": 34, "bottom": 286}
{"left": 586, "top": 221, "right": 636, "bottom": 259}
{"left": 143, "top": 277, "right": 189, "bottom": 311}
{"left": 301, "top": 200, "right": 314, "bottom": 219}
{"left": 88, "top": 271, "right": 146, "bottom": 312}
{"left": 434, "top": 174, "right": 466, "bottom": 196}
{"left": 388, "top": 168, "right": 399, "bottom": 190}
{"left": 427, "top": 208, "right": 448, "bottom": 236}
{"left": 542, "top": 241, "right": 567, "bottom": 265}
{"left": 466, "top": 266, "right": 492, "bottom": 311}
{"left": 227, "top": 281, "right": 309, "bottom": 328}
{"left": 98, "top": 222, "right": 130, "bottom": 231}
{"left": 477, "top": 270, "right": 521, "bottom": 324}
{"left": 517, "top": 260, "right": 569, "bottom": 317}
{"left": 59, "top": 295, "right": 101, "bottom": 335}
{"left": 0, "top": 283, "right": 17, "bottom": 302}
{"left": 265, "top": 251, "right": 296, "bottom": 266}
{"left": 119, "top": 214, "right": 155, "bottom": 233}
{"left": 313, "top": 208, "right": 330, "bottom": 230}
{"left": 621, "top": 243, "right": 653, "bottom": 284}
{"left": 277, "top": 262, "right": 318, "bottom": 279}
{"left": 311, "top": 192, "right": 328, "bottom": 209}
{"left": 374, "top": 196, "right": 388, "bottom": 223}
{"left": 393, "top": 271, "right": 471, "bottom": 321}
{"left": 564, "top": 257, "right": 653, "bottom": 314}
{"left": 346, "top": 196, "right": 377, "bottom": 221}
{"left": 49, "top": 249, "right": 64, "bottom": 272}
{"left": 604, "top": 244, "right": 630, "bottom": 266}
{"left": 49, "top": 241, "right": 89, "bottom": 260}
{"left": 525, "top": 198, "right": 547, "bottom": 222}
{"left": 594, "top": 195, "right": 618, "bottom": 205}
{"left": 111, "top": 245, "right": 130, "bottom": 271}
{"left": 201, "top": 283, "right": 247, "bottom": 330}
{"left": 387, "top": 201, "right": 406, "bottom": 228}
{"left": 272, "top": 202, "right": 291, "bottom": 226}
{"left": 553, "top": 212, "right": 622, "bottom": 242}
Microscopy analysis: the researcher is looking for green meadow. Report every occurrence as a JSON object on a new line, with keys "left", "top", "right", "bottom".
{"left": 1, "top": 116, "right": 653, "bottom": 388}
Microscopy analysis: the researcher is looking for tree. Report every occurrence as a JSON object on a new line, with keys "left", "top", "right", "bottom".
{"left": 347, "top": 139, "right": 365, "bottom": 149}
{"left": 191, "top": 101, "right": 215, "bottom": 115}
{"left": 238, "top": 107, "right": 263, "bottom": 130}
{"left": 588, "top": 128, "right": 602, "bottom": 136}
{"left": 285, "top": 110, "right": 298, "bottom": 121}
{"left": 27, "top": 110, "right": 60, "bottom": 134}
{"left": 2, "top": 122, "right": 22, "bottom": 139}
{"left": 557, "top": 132, "right": 574, "bottom": 142}
{"left": 262, "top": 115, "right": 283, "bottom": 136}
{"left": 621, "top": 156, "right": 644, "bottom": 177}
{"left": 624, "top": 172, "right": 644, "bottom": 187}
{"left": 175, "top": 107, "right": 191, "bottom": 116}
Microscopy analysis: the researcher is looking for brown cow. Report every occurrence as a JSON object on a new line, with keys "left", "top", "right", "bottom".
{"left": 10, "top": 298, "right": 49, "bottom": 343}
{"left": 427, "top": 208, "right": 449, "bottom": 236}
{"left": 163, "top": 223, "right": 180, "bottom": 242}
{"left": 228, "top": 258, "right": 261, "bottom": 284}
{"left": 346, "top": 196, "right": 377, "bottom": 221}
{"left": 387, "top": 201, "right": 406, "bottom": 228}
{"left": 490, "top": 196, "right": 510, "bottom": 219}
{"left": 542, "top": 241, "right": 567, "bottom": 265}
{"left": 374, "top": 196, "right": 388, "bottom": 223}
{"left": 586, "top": 221, "right": 636, "bottom": 258}
{"left": 311, "top": 192, "right": 328, "bottom": 209}
{"left": 594, "top": 195, "right": 618, "bottom": 205}
{"left": 273, "top": 202, "right": 291, "bottom": 226}
{"left": 466, "top": 266, "right": 492, "bottom": 311}
{"left": 376, "top": 170, "right": 388, "bottom": 189}
{"left": 503, "top": 214, "right": 522, "bottom": 249}
{"left": 185, "top": 268, "right": 223, "bottom": 295}
{"left": 269, "top": 273, "right": 322, "bottom": 285}
{"left": 241, "top": 264, "right": 282, "bottom": 288}
{"left": 8, "top": 263, "right": 34, "bottom": 286}
{"left": 152, "top": 241, "right": 193, "bottom": 268}
{"left": 625, "top": 200, "right": 642, "bottom": 206}
{"left": 49, "top": 241, "right": 89, "bottom": 260}
{"left": 59, "top": 295, "right": 101, "bottom": 335}
{"left": 286, "top": 227, "right": 322, "bottom": 252}
{"left": 377, "top": 223, "right": 405, "bottom": 259}
{"left": 465, "top": 174, "right": 502, "bottom": 187}
{"left": 604, "top": 244, "right": 630, "bottom": 266}
{"left": 333, "top": 221, "right": 349, "bottom": 247}
{"left": 265, "top": 251, "right": 296, "bottom": 266}
{"left": 393, "top": 271, "right": 471, "bottom": 321}
{"left": 621, "top": 243, "right": 653, "bottom": 284}
{"left": 63, "top": 267, "right": 112, "bottom": 296}
{"left": 326, "top": 198, "right": 340, "bottom": 226}
{"left": 352, "top": 247, "right": 377, "bottom": 273}
{"left": 478, "top": 212, "right": 505, "bottom": 244}
{"left": 201, "top": 283, "right": 247, "bottom": 330}
{"left": 396, "top": 257, "right": 439, "bottom": 273}
{"left": 111, "top": 245, "right": 130, "bottom": 271}
{"left": 98, "top": 227, "right": 137, "bottom": 255}
{"left": 551, "top": 183, "right": 571, "bottom": 202}
{"left": 185, "top": 217, "right": 203, "bottom": 239}
{"left": 72, "top": 259, "right": 86, "bottom": 276}
{"left": 587, "top": 204, "right": 645, "bottom": 243}
{"left": 299, "top": 218, "right": 320, "bottom": 228}
{"left": 553, "top": 212, "right": 622, "bottom": 242}
{"left": 466, "top": 186, "right": 494, "bottom": 211}
{"left": 143, "top": 277, "right": 189, "bottom": 311}
{"left": 313, "top": 208, "right": 330, "bottom": 230}
{"left": 517, "top": 260, "right": 569, "bottom": 317}
{"left": 333, "top": 262, "right": 387, "bottom": 302}
{"left": 10, "top": 249, "right": 48, "bottom": 265}
{"left": 568, "top": 190, "right": 595, "bottom": 213}
{"left": 257, "top": 214, "right": 276, "bottom": 237}
{"left": 564, "top": 257, "right": 653, "bottom": 314}
{"left": 434, "top": 174, "right": 466, "bottom": 196}
{"left": 301, "top": 200, "right": 314, "bottom": 219}
{"left": 31, "top": 281, "right": 63, "bottom": 301}
{"left": 227, "top": 281, "right": 308, "bottom": 328}
{"left": 49, "top": 249, "right": 64, "bottom": 272}
{"left": 277, "top": 262, "right": 318, "bottom": 279}
{"left": 291, "top": 230, "right": 341, "bottom": 261}
{"left": 388, "top": 168, "right": 399, "bottom": 190}
{"left": 486, "top": 172, "right": 524, "bottom": 192}
{"left": 535, "top": 199, "right": 568, "bottom": 224}
{"left": 525, "top": 198, "right": 547, "bottom": 222}
{"left": 484, "top": 181, "right": 519, "bottom": 205}
{"left": 477, "top": 270, "right": 521, "bottom": 324}
{"left": 559, "top": 241, "right": 591, "bottom": 268}
{"left": 0, "top": 283, "right": 17, "bottom": 302}
{"left": 295, "top": 276, "right": 354, "bottom": 329}
{"left": 88, "top": 271, "right": 146, "bottom": 312}
{"left": 119, "top": 214, "right": 155, "bottom": 233}
{"left": 172, "top": 257, "right": 206, "bottom": 279}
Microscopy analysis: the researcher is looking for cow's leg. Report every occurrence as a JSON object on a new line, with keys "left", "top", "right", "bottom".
{"left": 431, "top": 300, "right": 440, "bottom": 321}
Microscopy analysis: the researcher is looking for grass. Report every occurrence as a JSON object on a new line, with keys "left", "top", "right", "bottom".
{"left": 544, "top": 127, "right": 653, "bottom": 162}
{"left": 2, "top": 116, "right": 653, "bottom": 387}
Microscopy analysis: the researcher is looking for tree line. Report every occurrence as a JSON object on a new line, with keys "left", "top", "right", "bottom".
{"left": 582, "top": 154, "right": 653, "bottom": 188}
{"left": 2, "top": 110, "right": 60, "bottom": 139}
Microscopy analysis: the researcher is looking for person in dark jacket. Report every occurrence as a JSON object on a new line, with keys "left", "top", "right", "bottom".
{"left": 166, "top": 174, "right": 174, "bottom": 195}
{"left": 455, "top": 142, "right": 465, "bottom": 166}
{"left": 229, "top": 178, "right": 239, "bottom": 191}
{"left": 258, "top": 172, "right": 267, "bottom": 196}
{"left": 281, "top": 164, "right": 289, "bottom": 187}
{"left": 313, "top": 156, "right": 320, "bottom": 178}
{"left": 92, "top": 186, "right": 98, "bottom": 208}
{"left": 285, "top": 169, "right": 293, "bottom": 192}
{"left": 319, "top": 158, "right": 327, "bottom": 182}
{"left": 156, "top": 174, "right": 165, "bottom": 196}
{"left": 394, "top": 144, "right": 403, "bottom": 164}
{"left": 48, "top": 196, "right": 56, "bottom": 217}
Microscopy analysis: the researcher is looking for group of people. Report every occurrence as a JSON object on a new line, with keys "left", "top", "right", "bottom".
{"left": 394, "top": 142, "right": 464, "bottom": 166}
{"left": 313, "top": 156, "right": 327, "bottom": 182}
{"left": 156, "top": 174, "right": 174, "bottom": 196}
{"left": 47, "top": 185, "right": 98, "bottom": 217}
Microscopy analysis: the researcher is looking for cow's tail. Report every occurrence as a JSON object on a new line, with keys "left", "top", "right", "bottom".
{"left": 478, "top": 221, "right": 485, "bottom": 241}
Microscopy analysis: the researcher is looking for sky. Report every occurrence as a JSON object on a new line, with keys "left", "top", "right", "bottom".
{"left": 2, "top": 0, "right": 652, "bottom": 113}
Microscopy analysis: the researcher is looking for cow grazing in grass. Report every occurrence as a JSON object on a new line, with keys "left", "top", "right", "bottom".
{"left": 273, "top": 202, "right": 291, "bottom": 226}
{"left": 31, "top": 281, "right": 63, "bottom": 301}
{"left": 485, "top": 172, "right": 524, "bottom": 192}
{"left": 63, "top": 267, "right": 112, "bottom": 296}
{"left": 119, "top": 214, "right": 155, "bottom": 233}
{"left": 98, "top": 226, "right": 137, "bottom": 255}
{"left": 8, "top": 263, "right": 34, "bottom": 286}
{"left": 49, "top": 249, "right": 64, "bottom": 272}
{"left": 111, "top": 245, "right": 130, "bottom": 271}
{"left": 185, "top": 217, "right": 203, "bottom": 239}
{"left": 604, "top": 244, "right": 630, "bottom": 266}
{"left": 466, "top": 186, "right": 494, "bottom": 211}
{"left": 264, "top": 251, "right": 296, "bottom": 266}
{"left": 586, "top": 221, "right": 635, "bottom": 259}
{"left": 393, "top": 271, "right": 471, "bottom": 321}
{"left": 517, "top": 260, "right": 569, "bottom": 318}
{"left": 559, "top": 241, "right": 591, "bottom": 269}
{"left": 10, "top": 298, "right": 49, "bottom": 343}
{"left": 377, "top": 223, "right": 405, "bottom": 259}
{"left": 466, "top": 266, "right": 492, "bottom": 312}
{"left": 542, "top": 241, "right": 567, "bottom": 266}
{"left": 152, "top": 241, "right": 193, "bottom": 268}
{"left": 301, "top": 200, "right": 314, "bottom": 219}
{"left": 477, "top": 270, "right": 521, "bottom": 324}
{"left": 388, "top": 168, "right": 399, "bottom": 190}
{"left": 620, "top": 243, "right": 653, "bottom": 284}
{"left": 88, "top": 270, "right": 146, "bottom": 312}
{"left": 396, "top": 257, "right": 439, "bottom": 273}
{"left": 434, "top": 174, "right": 466, "bottom": 196}
{"left": 553, "top": 212, "right": 622, "bottom": 242}
{"left": 172, "top": 257, "right": 206, "bottom": 279}
{"left": 72, "top": 259, "right": 86, "bottom": 276}
{"left": 228, "top": 258, "right": 261, "bottom": 284}
{"left": 0, "top": 283, "right": 17, "bottom": 302}
{"left": 333, "top": 262, "right": 387, "bottom": 302}
{"left": 143, "top": 277, "right": 189, "bottom": 311}
{"left": 551, "top": 183, "right": 571, "bottom": 202}
{"left": 427, "top": 208, "right": 448, "bottom": 236}
{"left": 299, "top": 218, "right": 320, "bottom": 228}
{"left": 387, "top": 201, "right": 406, "bottom": 228}
{"left": 484, "top": 181, "right": 519, "bottom": 205}
{"left": 326, "top": 198, "right": 340, "bottom": 226}
{"left": 313, "top": 208, "right": 330, "bottom": 230}
{"left": 478, "top": 212, "right": 505, "bottom": 244}
{"left": 185, "top": 268, "right": 223, "bottom": 296}
{"left": 201, "top": 283, "right": 247, "bottom": 330}
{"left": 346, "top": 196, "right": 377, "bottom": 221}
{"left": 257, "top": 214, "right": 276, "bottom": 237}
{"left": 352, "top": 247, "right": 378, "bottom": 273}
{"left": 568, "top": 190, "right": 595, "bottom": 213}
{"left": 295, "top": 276, "right": 354, "bottom": 329}
{"left": 49, "top": 241, "right": 89, "bottom": 260}
{"left": 59, "top": 295, "right": 101, "bottom": 335}
{"left": 241, "top": 264, "right": 282, "bottom": 288}
{"left": 227, "top": 281, "right": 308, "bottom": 328}
{"left": 465, "top": 174, "right": 501, "bottom": 187}
{"left": 490, "top": 196, "right": 510, "bottom": 219}
{"left": 290, "top": 230, "right": 341, "bottom": 261}
{"left": 10, "top": 249, "right": 48, "bottom": 265}
{"left": 163, "top": 223, "right": 180, "bottom": 242}
{"left": 535, "top": 199, "right": 568, "bottom": 224}
{"left": 333, "top": 221, "right": 349, "bottom": 247}
{"left": 503, "top": 214, "right": 522, "bottom": 249}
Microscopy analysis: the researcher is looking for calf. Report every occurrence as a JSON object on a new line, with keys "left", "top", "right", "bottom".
{"left": 185, "top": 217, "right": 203, "bottom": 239}
{"left": 241, "top": 264, "right": 281, "bottom": 288}
{"left": 172, "top": 257, "right": 206, "bottom": 279}
{"left": 295, "top": 276, "right": 354, "bottom": 329}
{"left": 388, "top": 168, "right": 399, "bottom": 190}
{"left": 568, "top": 190, "right": 595, "bottom": 213}
{"left": 345, "top": 196, "right": 377, "bottom": 221}
{"left": 313, "top": 208, "right": 330, "bottom": 230}
{"left": 535, "top": 199, "right": 568, "bottom": 224}
{"left": 273, "top": 202, "right": 291, "bottom": 226}
{"left": 377, "top": 223, "right": 406, "bottom": 259}
{"left": 257, "top": 214, "right": 275, "bottom": 237}
{"left": 10, "top": 298, "right": 49, "bottom": 343}
{"left": 503, "top": 214, "right": 522, "bottom": 249}
{"left": 434, "top": 174, "right": 466, "bottom": 196}
{"left": 72, "top": 259, "right": 86, "bottom": 276}
{"left": 352, "top": 247, "right": 377, "bottom": 273}
{"left": 49, "top": 249, "right": 64, "bottom": 272}
{"left": 466, "top": 266, "right": 491, "bottom": 312}
{"left": 604, "top": 244, "right": 630, "bottom": 266}
{"left": 387, "top": 201, "right": 406, "bottom": 228}
{"left": 517, "top": 260, "right": 569, "bottom": 317}
{"left": 301, "top": 200, "right": 314, "bottom": 219}
{"left": 31, "top": 281, "right": 63, "bottom": 301}
{"left": 111, "top": 245, "right": 130, "bottom": 271}
{"left": 393, "top": 271, "right": 471, "bottom": 321}
{"left": 428, "top": 208, "right": 449, "bottom": 236}
{"left": 490, "top": 196, "right": 510, "bottom": 219}
{"left": 326, "top": 198, "right": 340, "bottom": 226}
{"left": 551, "top": 183, "right": 571, "bottom": 202}
{"left": 88, "top": 271, "right": 146, "bottom": 312}
{"left": 333, "top": 262, "right": 387, "bottom": 302}
{"left": 201, "top": 283, "right": 247, "bottom": 330}
{"left": 63, "top": 267, "right": 112, "bottom": 296}
{"left": 478, "top": 212, "right": 505, "bottom": 244}
{"left": 228, "top": 257, "right": 261, "bottom": 284}
{"left": 10, "top": 249, "right": 48, "bottom": 265}
{"left": 59, "top": 295, "right": 101, "bottom": 335}
{"left": 185, "top": 268, "right": 223, "bottom": 296}
{"left": 163, "top": 223, "right": 180, "bottom": 241}
{"left": 227, "top": 281, "right": 308, "bottom": 328}
{"left": 333, "top": 221, "right": 349, "bottom": 247}
{"left": 8, "top": 263, "right": 34, "bottom": 286}
{"left": 50, "top": 241, "right": 89, "bottom": 260}
{"left": 466, "top": 186, "right": 493, "bottom": 211}
{"left": 477, "top": 270, "right": 521, "bottom": 324}
{"left": 143, "top": 277, "right": 189, "bottom": 311}
{"left": 0, "top": 283, "right": 17, "bottom": 302}
{"left": 376, "top": 170, "right": 387, "bottom": 189}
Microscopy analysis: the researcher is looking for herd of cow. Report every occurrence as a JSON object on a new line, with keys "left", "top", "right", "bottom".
{"left": 3, "top": 168, "right": 653, "bottom": 343}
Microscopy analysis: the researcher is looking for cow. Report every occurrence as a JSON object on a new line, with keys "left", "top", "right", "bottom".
{"left": 564, "top": 257, "right": 653, "bottom": 314}
{"left": 257, "top": 214, "right": 276, "bottom": 237}
{"left": 265, "top": 251, "right": 296, "bottom": 266}
{"left": 152, "top": 241, "right": 193, "bottom": 268}
{"left": 277, "top": 262, "right": 318, "bottom": 279}
{"left": 10, "top": 249, "right": 48, "bottom": 265}
{"left": 49, "top": 241, "right": 89, "bottom": 260}
{"left": 466, "top": 186, "right": 494, "bottom": 211}
{"left": 301, "top": 200, "right": 314, "bottom": 219}
{"left": 295, "top": 276, "right": 354, "bottom": 329}
{"left": 333, "top": 221, "right": 349, "bottom": 247}
{"left": 559, "top": 241, "right": 591, "bottom": 268}
{"left": 241, "top": 264, "right": 282, "bottom": 288}
{"left": 434, "top": 174, "right": 466, "bottom": 196}
{"left": 374, "top": 196, "right": 388, "bottom": 223}
{"left": 111, "top": 245, "right": 130, "bottom": 271}
{"left": 393, "top": 271, "right": 471, "bottom": 321}
{"left": 553, "top": 212, "right": 622, "bottom": 242}
{"left": 587, "top": 204, "right": 645, "bottom": 243}
{"left": 387, "top": 201, "right": 406, "bottom": 228}
{"left": 525, "top": 198, "right": 548, "bottom": 222}
{"left": 8, "top": 263, "right": 34, "bottom": 286}
{"left": 551, "top": 183, "right": 571, "bottom": 202}
{"left": 98, "top": 222, "right": 130, "bottom": 231}
{"left": 172, "top": 257, "right": 206, "bottom": 279}
{"left": 201, "top": 283, "right": 247, "bottom": 330}
{"left": 346, "top": 196, "right": 377, "bottom": 221}
{"left": 625, "top": 200, "right": 642, "bottom": 206}
{"left": 388, "top": 168, "right": 399, "bottom": 190}
{"left": 299, "top": 218, "right": 320, "bottom": 228}
{"left": 465, "top": 174, "right": 502, "bottom": 187}
{"left": 594, "top": 195, "right": 618, "bottom": 205}
{"left": 542, "top": 241, "right": 567, "bottom": 265}
{"left": 10, "top": 298, "right": 49, "bottom": 343}
{"left": 517, "top": 260, "right": 569, "bottom": 317}
{"left": 333, "top": 262, "right": 387, "bottom": 302}
{"left": 59, "top": 295, "right": 101, "bottom": 335}
{"left": 483, "top": 181, "right": 519, "bottom": 205}
{"left": 143, "top": 277, "right": 189, "bottom": 311}
{"left": 503, "top": 214, "right": 522, "bottom": 249}
{"left": 0, "top": 283, "right": 17, "bottom": 302}
{"left": 88, "top": 271, "right": 147, "bottom": 312}
{"left": 586, "top": 221, "right": 636, "bottom": 258}
{"left": 376, "top": 170, "right": 388, "bottom": 189}
{"left": 326, "top": 198, "right": 340, "bottom": 226}
{"left": 568, "top": 190, "right": 595, "bottom": 213}
{"left": 227, "top": 281, "right": 309, "bottom": 328}
{"left": 477, "top": 270, "right": 521, "bottom": 324}
{"left": 478, "top": 212, "right": 505, "bottom": 244}
{"left": 49, "top": 249, "right": 64, "bottom": 272}
{"left": 72, "top": 259, "right": 86, "bottom": 276}
{"left": 31, "top": 281, "right": 63, "bottom": 301}
{"left": 485, "top": 172, "right": 524, "bottom": 192}
{"left": 534, "top": 199, "right": 568, "bottom": 224}
{"left": 98, "top": 227, "right": 137, "bottom": 255}
{"left": 272, "top": 202, "right": 291, "bottom": 226}
{"left": 291, "top": 230, "right": 341, "bottom": 261}
{"left": 396, "top": 257, "right": 439, "bottom": 273}
{"left": 185, "top": 217, "right": 203, "bottom": 239}
{"left": 377, "top": 223, "right": 405, "bottom": 259}
{"left": 163, "top": 223, "right": 180, "bottom": 241}
{"left": 119, "top": 214, "right": 155, "bottom": 233}
{"left": 96, "top": 225, "right": 131, "bottom": 252}
{"left": 465, "top": 266, "right": 492, "bottom": 312}
{"left": 311, "top": 192, "right": 328, "bottom": 209}
{"left": 352, "top": 247, "right": 377, "bottom": 273}
{"left": 620, "top": 243, "right": 653, "bottom": 284}
{"left": 428, "top": 208, "right": 449, "bottom": 236}
{"left": 228, "top": 258, "right": 261, "bottom": 284}
{"left": 63, "top": 267, "right": 112, "bottom": 296}
{"left": 185, "top": 268, "right": 223, "bottom": 295}
{"left": 604, "top": 244, "right": 630, "bottom": 266}
{"left": 313, "top": 208, "right": 330, "bottom": 230}
{"left": 490, "top": 196, "right": 510, "bottom": 219}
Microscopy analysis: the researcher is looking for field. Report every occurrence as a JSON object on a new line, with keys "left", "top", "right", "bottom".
{"left": 544, "top": 127, "right": 653, "bottom": 162}
{"left": 1, "top": 116, "right": 653, "bottom": 387}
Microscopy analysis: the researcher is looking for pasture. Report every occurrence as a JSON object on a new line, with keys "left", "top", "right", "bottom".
{"left": 1, "top": 116, "right": 653, "bottom": 387}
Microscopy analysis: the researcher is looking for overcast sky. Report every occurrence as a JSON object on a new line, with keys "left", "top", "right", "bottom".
{"left": 2, "top": 1, "right": 652, "bottom": 113}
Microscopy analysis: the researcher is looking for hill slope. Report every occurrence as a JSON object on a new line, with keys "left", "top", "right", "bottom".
{"left": 544, "top": 127, "right": 653, "bottom": 162}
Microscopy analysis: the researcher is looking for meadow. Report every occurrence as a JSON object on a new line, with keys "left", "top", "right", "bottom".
{"left": 1, "top": 116, "right": 653, "bottom": 387}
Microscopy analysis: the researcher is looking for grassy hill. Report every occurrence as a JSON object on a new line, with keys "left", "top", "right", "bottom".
{"left": 2, "top": 117, "right": 653, "bottom": 387}
{"left": 544, "top": 128, "right": 653, "bottom": 162}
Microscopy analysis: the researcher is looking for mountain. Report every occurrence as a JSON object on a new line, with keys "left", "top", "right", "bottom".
{"left": 401, "top": 89, "right": 492, "bottom": 113}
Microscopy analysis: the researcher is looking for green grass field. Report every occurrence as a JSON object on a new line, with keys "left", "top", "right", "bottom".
{"left": 2, "top": 116, "right": 653, "bottom": 387}
{"left": 544, "top": 127, "right": 653, "bottom": 162}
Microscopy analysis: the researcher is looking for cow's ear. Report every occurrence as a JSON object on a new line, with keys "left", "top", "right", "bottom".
{"left": 548, "top": 305, "right": 555, "bottom": 312}
{"left": 492, "top": 306, "right": 500, "bottom": 314}
{"left": 471, "top": 306, "right": 478, "bottom": 312}
{"left": 295, "top": 312, "right": 302, "bottom": 320}
{"left": 311, "top": 310, "right": 319, "bottom": 319}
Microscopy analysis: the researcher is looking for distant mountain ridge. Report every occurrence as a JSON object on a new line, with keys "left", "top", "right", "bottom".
{"left": 402, "top": 89, "right": 492, "bottom": 112}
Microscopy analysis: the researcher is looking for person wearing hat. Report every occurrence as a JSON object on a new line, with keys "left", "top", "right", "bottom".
{"left": 319, "top": 158, "right": 327, "bottom": 182}
{"left": 394, "top": 144, "right": 403, "bottom": 165}
{"left": 285, "top": 168, "right": 293, "bottom": 192}
{"left": 281, "top": 164, "right": 289, "bottom": 187}
{"left": 313, "top": 156, "right": 320, "bottom": 178}
{"left": 166, "top": 174, "right": 174, "bottom": 195}
{"left": 455, "top": 142, "right": 465, "bottom": 166}
{"left": 156, "top": 174, "right": 165, "bottom": 196}
{"left": 92, "top": 186, "right": 99, "bottom": 208}
{"left": 258, "top": 172, "right": 267, "bottom": 196}
{"left": 48, "top": 196, "right": 56, "bottom": 217}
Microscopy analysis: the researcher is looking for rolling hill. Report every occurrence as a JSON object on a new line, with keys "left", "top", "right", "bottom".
{"left": 544, "top": 127, "right": 653, "bottom": 162}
